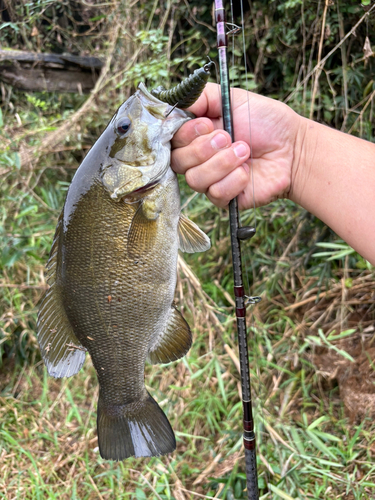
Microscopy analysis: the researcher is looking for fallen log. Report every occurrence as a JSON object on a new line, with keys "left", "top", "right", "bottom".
{"left": 0, "top": 49, "right": 104, "bottom": 93}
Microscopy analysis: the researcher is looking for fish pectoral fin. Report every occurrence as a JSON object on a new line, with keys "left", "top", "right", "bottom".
{"left": 148, "top": 306, "right": 192, "bottom": 364}
{"left": 178, "top": 213, "right": 211, "bottom": 253}
{"left": 37, "top": 212, "right": 86, "bottom": 378}
{"left": 127, "top": 203, "right": 158, "bottom": 259}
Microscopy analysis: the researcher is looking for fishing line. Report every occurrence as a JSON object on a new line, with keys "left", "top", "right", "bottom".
{"left": 224, "top": 1, "right": 266, "bottom": 497}
{"left": 227, "top": 0, "right": 270, "bottom": 494}
{"left": 239, "top": 0, "right": 257, "bottom": 231}
{"left": 238, "top": 5, "right": 271, "bottom": 495}
{"left": 236, "top": 5, "right": 259, "bottom": 318}
{"left": 214, "top": 0, "right": 259, "bottom": 495}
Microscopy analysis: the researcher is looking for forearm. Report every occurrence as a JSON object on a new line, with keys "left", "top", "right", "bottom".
{"left": 290, "top": 117, "right": 375, "bottom": 265}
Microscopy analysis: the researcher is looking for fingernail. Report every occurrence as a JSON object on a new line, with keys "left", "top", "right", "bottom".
{"left": 195, "top": 122, "right": 210, "bottom": 136}
{"left": 233, "top": 143, "right": 248, "bottom": 158}
{"left": 242, "top": 162, "right": 250, "bottom": 174}
{"left": 211, "top": 133, "right": 228, "bottom": 150}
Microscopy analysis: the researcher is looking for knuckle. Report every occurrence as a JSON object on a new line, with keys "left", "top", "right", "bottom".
{"left": 207, "top": 196, "right": 227, "bottom": 209}
{"left": 170, "top": 150, "right": 184, "bottom": 173}
{"left": 185, "top": 168, "right": 205, "bottom": 193}
{"left": 236, "top": 164, "right": 250, "bottom": 185}
{"left": 208, "top": 182, "right": 227, "bottom": 203}
{"left": 218, "top": 148, "right": 242, "bottom": 174}
{"left": 192, "top": 137, "right": 212, "bottom": 164}
{"left": 229, "top": 147, "right": 246, "bottom": 166}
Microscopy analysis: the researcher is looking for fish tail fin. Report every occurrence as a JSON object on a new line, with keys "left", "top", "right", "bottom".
{"left": 97, "top": 391, "right": 176, "bottom": 461}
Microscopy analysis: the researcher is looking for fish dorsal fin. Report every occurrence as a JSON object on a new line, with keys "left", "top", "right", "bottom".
{"left": 178, "top": 213, "right": 211, "bottom": 253}
{"left": 127, "top": 203, "right": 158, "bottom": 259}
{"left": 148, "top": 306, "right": 192, "bottom": 364}
{"left": 37, "top": 211, "right": 86, "bottom": 378}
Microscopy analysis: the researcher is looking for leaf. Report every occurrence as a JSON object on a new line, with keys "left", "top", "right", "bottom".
{"left": 190, "top": 358, "right": 213, "bottom": 379}
{"left": 329, "top": 345, "right": 355, "bottom": 362}
{"left": 306, "top": 335, "right": 323, "bottom": 346}
{"left": 312, "top": 251, "right": 337, "bottom": 258}
{"left": 0, "top": 22, "right": 20, "bottom": 32}
{"left": 175, "top": 431, "right": 209, "bottom": 441}
{"left": 307, "top": 415, "right": 329, "bottom": 431}
{"left": 15, "top": 205, "right": 38, "bottom": 219}
{"left": 313, "top": 241, "right": 356, "bottom": 261}
{"left": 268, "top": 484, "right": 299, "bottom": 500}
{"left": 347, "top": 6, "right": 360, "bottom": 12}
{"left": 312, "top": 431, "right": 342, "bottom": 443}
{"left": 306, "top": 430, "right": 337, "bottom": 460}
{"left": 315, "top": 242, "right": 349, "bottom": 249}
{"left": 135, "top": 488, "right": 147, "bottom": 499}
{"left": 317, "top": 459, "right": 344, "bottom": 467}
{"left": 14, "top": 152, "right": 20, "bottom": 170}
{"left": 326, "top": 249, "right": 355, "bottom": 261}
{"left": 215, "top": 359, "right": 227, "bottom": 405}
{"left": 290, "top": 427, "right": 305, "bottom": 455}
{"left": 364, "top": 79, "right": 374, "bottom": 97}
{"left": 316, "top": 329, "right": 355, "bottom": 362}
{"left": 327, "top": 329, "right": 356, "bottom": 341}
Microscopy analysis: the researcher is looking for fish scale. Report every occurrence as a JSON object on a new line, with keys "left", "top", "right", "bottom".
{"left": 63, "top": 183, "right": 168, "bottom": 401}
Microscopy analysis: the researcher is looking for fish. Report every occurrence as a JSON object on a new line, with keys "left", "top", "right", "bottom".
{"left": 37, "top": 82, "right": 210, "bottom": 461}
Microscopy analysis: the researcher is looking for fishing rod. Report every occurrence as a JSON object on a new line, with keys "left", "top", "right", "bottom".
{"left": 151, "top": 8, "right": 260, "bottom": 492}
{"left": 214, "top": 1, "right": 260, "bottom": 499}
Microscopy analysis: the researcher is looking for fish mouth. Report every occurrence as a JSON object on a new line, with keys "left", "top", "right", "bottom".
{"left": 102, "top": 148, "right": 168, "bottom": 200}
{"left": 111, "top": 178, "right": 159, "bottom": 201}
{"left": 112, "top": 156, "right": 168, "bottom": 200}
{"left": 133, "top": 181, "right": 158, "bottom": 194}
{"left": 120, "top": 180, "right": 159, "bottom": 203}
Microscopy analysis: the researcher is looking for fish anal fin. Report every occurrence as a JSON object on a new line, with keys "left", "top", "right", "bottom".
{"left": 127, "top": 203, "right": 158, "bottom": 259}
{"left": 178, "top": 213, "right": 210, "bottom": 253}
{"left": 148, "top": 306, "right": 192, "bottom": 364}
{"left": 37, "top": 212, "right": 86, "bottom": 378}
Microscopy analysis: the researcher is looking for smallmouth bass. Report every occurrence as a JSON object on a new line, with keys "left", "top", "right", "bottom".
{"left": 37, "top": 83, "right": 210, "bottom": 461}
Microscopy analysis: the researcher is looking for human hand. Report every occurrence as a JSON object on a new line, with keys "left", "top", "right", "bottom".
{"left": 171, "top": 82, "right": 303, "bottom": 210}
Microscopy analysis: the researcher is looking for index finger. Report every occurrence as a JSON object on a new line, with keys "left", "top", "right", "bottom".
{"left": 171, "top": 118, "right": 214, "bottom": 149}
{"left": 185, "top": 82, "right": 223, "bottom": 118}
{"left": 171, "top": 83, "right": 224, "bottom": 149}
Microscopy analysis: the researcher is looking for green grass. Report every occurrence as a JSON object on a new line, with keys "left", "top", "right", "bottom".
{"left": 1, "top": 303, "right": 375, "bottom": 499}
{"left": 1, "top": 204, "right": 375, "bottom": 500}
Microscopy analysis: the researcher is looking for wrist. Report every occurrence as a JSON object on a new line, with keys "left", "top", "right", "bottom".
{"left": 289, "top": 115, "right": 321, "bottom": 207}
{"left": 284, "top": 113, "right": 375, "bottom": 264}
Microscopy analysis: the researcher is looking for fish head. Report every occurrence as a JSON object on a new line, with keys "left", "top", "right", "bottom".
{"left": 101, "top": 84, "right": 191, "bottom": 200}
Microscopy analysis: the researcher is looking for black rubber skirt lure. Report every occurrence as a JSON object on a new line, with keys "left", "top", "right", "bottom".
{"left": 151, "top": 61, "right": 214, "bottom": 108}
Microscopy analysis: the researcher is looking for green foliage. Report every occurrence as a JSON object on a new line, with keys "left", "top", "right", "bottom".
{"left": 26, "top": 95, "right": 49, "bottom": 112}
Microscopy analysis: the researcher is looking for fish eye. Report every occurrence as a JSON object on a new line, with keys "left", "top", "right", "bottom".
{"left": 116, "top": 118, "right": 131, "bottom": 136}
